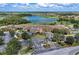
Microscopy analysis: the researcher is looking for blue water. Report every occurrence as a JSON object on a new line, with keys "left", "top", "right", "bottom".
{"left": 24, "top": 16, "right": 57, "bottom": 23}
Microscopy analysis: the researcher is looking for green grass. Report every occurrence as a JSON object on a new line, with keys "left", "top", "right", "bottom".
{"left": 64, "top": 34, "right": 75, "bottom": 37}
{"left": 32, "top": 34, "right": 45, "bottom": 38}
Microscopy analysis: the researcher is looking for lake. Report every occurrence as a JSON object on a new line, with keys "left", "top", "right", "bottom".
{"left": 24, "top": 16, "right": 58, "bottom": 24}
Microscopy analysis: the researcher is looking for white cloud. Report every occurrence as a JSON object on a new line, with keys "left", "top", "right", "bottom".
{"left": 12, "top": 3, "right": 29, "bottom": 8}
{"left": 54, "top": 5, "right": 64, "bottom": 8}
{"left": 48, "top": 4, "right": 55, "bottom": 7}
{"left": 18, "top": 6, "right": 26, "bottom": 9}
{"left": 12, "top": 4, "right": 18, "bottom": 7}
{"left": 36, "top": 0, "right": 79, "bottom": 3}
{"left": 0, "top": 0, "right": 31, "bottom": 3}
{"left": 17, "top": 5, "right": 31, "bottom": 9}
{"left": 37, "top": 3, "right": 64, "bottom": 8}
{"left": 37, "top": 3, "right": 47, "bottom": 7}
{"left": 0, "top": 0, "right": 79, "bottom": 3}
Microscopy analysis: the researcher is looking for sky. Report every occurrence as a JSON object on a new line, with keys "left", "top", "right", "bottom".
{"left": 0, "top": 0, "right": 79, "bottom": 3}
{"left": 0, "top": 3, "right": 79, "bottom": 12}
{"left": 0, "top": 0, "right": 79, "bottom": 12}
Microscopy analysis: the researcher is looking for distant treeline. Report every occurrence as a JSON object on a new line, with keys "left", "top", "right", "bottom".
{"left": 58, "top": 17, "right": 79, "bottom": 24}
{"left": 0, "top": 14, "right": 31, "bottom": 26}
{"left": 0, "top": 13, "right": 32, "bottom": 16}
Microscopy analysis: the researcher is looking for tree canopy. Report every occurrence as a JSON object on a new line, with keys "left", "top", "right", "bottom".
{"left": 5, "top": 38, "right": 21, "bottom": 55}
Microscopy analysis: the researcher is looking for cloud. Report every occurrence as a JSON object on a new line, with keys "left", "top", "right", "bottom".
{"left": 53, "top": 5, "right": 64, "bottom": 8}
{"left": 11, "top": 3, "right": 30, "bottom": 9}
{"left": 17, "top": 6, "right": 31, "bottom": 9}
{"left": 18, "top": 6, "right": 27, "bottom": 9}
{"left": 12, "top": 4, "right": 18, "bottom": 7}
{"left": 0, "top": 0, "right": 31, "bottom": 3}
{"left": 48, "top": 4, "right": 55, "bottom": 7}
{"left": 37, "top": 3, "right": 64, "bottom": 8}
{"left": 37, "top": 3, "right": 47, "bottom": 7}
{"left": 0, "top": 0, "right": 79, "bottom": 3}
{"left": 0, "top": 3, "right": 79, "bottom": 12}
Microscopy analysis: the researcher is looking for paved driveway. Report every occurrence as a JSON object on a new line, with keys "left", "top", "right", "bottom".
{"left": 36, "top": 46, "right": 79, "bottom": 55}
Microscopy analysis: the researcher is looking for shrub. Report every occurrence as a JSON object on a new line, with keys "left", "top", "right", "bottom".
{"left": 65, "top": 36, "right": 74, "bottom": 45}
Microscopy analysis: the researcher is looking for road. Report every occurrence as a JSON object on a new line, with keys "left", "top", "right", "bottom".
{"left": 36, "top": 46, "right": 79, "bottom": 55}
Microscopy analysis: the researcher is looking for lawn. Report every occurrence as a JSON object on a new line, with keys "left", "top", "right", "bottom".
{"left": 32, "top": 34, "right": 45, "bottom": 39}
{"left": 64, "top": 34, "right": 75, "bottom": 37}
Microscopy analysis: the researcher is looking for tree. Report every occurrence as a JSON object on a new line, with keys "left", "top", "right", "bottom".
{"left": 0, "top": 15, "right": 31, "bottom": 26}
{"left": 75, "top": 33, "right": 79, "bottom": 43}
{"left": 5, "top": 38, "right": 21, "bottom": 55}
{"left": 21, "top": 32, "right": 33, "bottom": 49}
{"left": 0, "top": 30, "right": 4, "bottom": 36}
{"left": 65, "top": 36, "right": 74, "bottom": 45}
{"left": 52, "top": 33, "right": 61, "bottom": 42}
{"left": 9, "top": 30, "right": 15, "bottom": 37}
{"left": 73, "top": 24, "right": 79, "bottom": 29}
{"left": 19, "top": 47, "right": 32, "bottom": 55}
{"left": 28, "top": 39, "right": 33, "bottom": 49}
{"left": 51, "top": 28, "right": 68, "bottom": 35}
{"left": 0, "top": 37, "right": 4, "bottom": 45}
{"left": 22, "top": 32, "right": 31, "bottom": 40}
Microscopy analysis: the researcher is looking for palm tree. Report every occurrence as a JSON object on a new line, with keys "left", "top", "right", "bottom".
{"left": 6, "top": 38, "right": 21, "bottom": 55}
